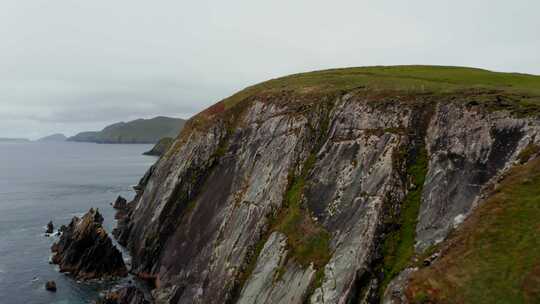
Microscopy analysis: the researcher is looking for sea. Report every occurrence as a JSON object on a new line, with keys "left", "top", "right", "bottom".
{"left": 0, "top": 141, "right": 155, "bottom": 304}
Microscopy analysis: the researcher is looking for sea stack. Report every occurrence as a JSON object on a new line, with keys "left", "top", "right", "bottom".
{"left": 46, "top": 221, "right": 54, "bottom": 234}
{"left": 51, "top": 208, "right": 127, "bottom": 280}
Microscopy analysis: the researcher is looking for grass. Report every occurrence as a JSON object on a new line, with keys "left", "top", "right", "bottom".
{"left": 406, "top": 156, "right": 540, "bottom": 304}
{"left": 381, "top": 146, "right": 429, "bottom": 292}
{"left": 219, "top": 65, "right": 540, "bottom": 109}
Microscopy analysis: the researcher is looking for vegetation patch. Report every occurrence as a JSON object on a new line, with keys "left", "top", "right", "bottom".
{"left": 406, "top": 157, "right": 540, "bottom": 304}
{"left": 518, "top": 143, "right": 540, "bottom": 164}
{"left": 221, "top": 66, "right": 540, "bottom": 111}
{"left": 380, "top": 146, "right": 429, "bottom": 292}
{"left": 271, "top": 153, "right": 332, "bottom": 269}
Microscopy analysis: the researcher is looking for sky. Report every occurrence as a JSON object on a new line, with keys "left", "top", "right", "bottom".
{"left": 1, "top": 0, "right": 539, "bottom": 139}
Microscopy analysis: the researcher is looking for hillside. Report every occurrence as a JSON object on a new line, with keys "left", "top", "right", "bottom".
{"left": 68, "top": 116, "right": 186, "bottom": 144}
{"left": 37, "top": 133, "right": 67, "bottom": 142}
{"left": 406, "top": 155, "right": 540, "bottom": 303}
{"left": 100, "top": 66, "right": 539, "bottom": 304}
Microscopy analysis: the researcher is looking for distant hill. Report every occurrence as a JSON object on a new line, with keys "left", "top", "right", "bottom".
{"left": 68, "top": 116, "right": 186, "bottom": 144}
{"left": 37, "top": 133, "right": 67, "bottom": 142}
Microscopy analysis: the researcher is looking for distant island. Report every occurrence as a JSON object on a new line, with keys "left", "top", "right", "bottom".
{"left": 0, "top": 137, "right": 30, "bottom": 143}
{"left": 68, "top": 116, "right": 185, "bottom": 144}
{"left": 37, "top": 133, "right": 67, "bottom": 142}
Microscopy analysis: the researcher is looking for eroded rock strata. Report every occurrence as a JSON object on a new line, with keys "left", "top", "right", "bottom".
{"left": 111, "top": 67, "right": 540, "bottom": 303}
{"left": 51, "top": 208, "right": 127, "bottom": 280}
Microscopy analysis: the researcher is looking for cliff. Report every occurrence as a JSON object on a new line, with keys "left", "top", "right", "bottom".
{"left": 68, "top": 116, "right": 185, "bottom": 144}
{"left": 112, "top": 66, "right": 540, "bottom": 304}
{"left": 143, "top": 137, "right": 174, "bottom": 156}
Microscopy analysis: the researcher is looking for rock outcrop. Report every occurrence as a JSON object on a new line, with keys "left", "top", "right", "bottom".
{"left": 113, "top": 196, "right": 128, "bottom": 210}
{"left": 109, "top": 67, "right": 540, "bottom": 303}
{"left": 95, "top": 286, "right": 150, "bottom": 304}
{"left": 143, "top": 137, "right": 174, "bottom": 156}
{"left": 45, "top": 280, "right": 57, "bottom": 292}
{"left": 51, "top": 208, "right": 127, "bottom": 280}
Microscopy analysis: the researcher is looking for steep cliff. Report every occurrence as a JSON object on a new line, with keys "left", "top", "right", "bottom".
{"left": 112, "top": 66, "right": 540, "bottom": 303}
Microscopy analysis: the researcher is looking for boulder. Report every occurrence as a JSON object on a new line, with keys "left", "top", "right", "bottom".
{"left": 51, "top": 208, "right": 127, "bottom": 280}
{"left": 45, "top": 280, "right": 57, "bottom": 292}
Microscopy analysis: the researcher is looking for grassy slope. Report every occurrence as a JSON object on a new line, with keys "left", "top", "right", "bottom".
{"left": 406, "top": 156, "right": 540, "bottom": 304}
{"left": 220, "top": 65, "right": 540, "bottom": 108}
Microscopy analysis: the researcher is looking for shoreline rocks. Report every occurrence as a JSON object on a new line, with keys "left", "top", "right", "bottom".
{"left": 94, "top": 286, "right": 150, "bottom": 304}
{"left": 51, "top": 208, "right": 127, "bottom": 280}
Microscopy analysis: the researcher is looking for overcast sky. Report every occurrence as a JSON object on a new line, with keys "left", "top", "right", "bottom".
{"left": 1, "top": 0, "right": 539, "bottom": 139}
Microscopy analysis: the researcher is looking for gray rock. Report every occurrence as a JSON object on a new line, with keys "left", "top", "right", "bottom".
{"left": 237, "top": 232, "right": 315, "bottom": 304}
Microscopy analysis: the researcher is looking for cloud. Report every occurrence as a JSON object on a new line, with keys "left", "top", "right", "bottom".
{"left": 0, "top": 0, "right": 539, "bottom": 138}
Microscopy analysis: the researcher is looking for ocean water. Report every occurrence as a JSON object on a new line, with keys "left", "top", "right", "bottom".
{"left": 0, "top": 142, "right": 155, "bottom": 304}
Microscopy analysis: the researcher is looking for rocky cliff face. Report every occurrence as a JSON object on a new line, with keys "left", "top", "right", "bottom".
{"left": 111, "top": 67, "right": 540, "bottom": 303}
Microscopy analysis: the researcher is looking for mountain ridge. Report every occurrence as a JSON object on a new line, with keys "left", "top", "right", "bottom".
{"left": 68, "top": 116, "right": 186, "bottom": 144}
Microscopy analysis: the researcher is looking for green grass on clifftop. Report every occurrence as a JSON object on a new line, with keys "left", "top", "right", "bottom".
{"left": 220, "top": 65, "right": 540, "bottom": 108}
{"left": 407, "top": 156, "right": 540, "bottom": 304}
